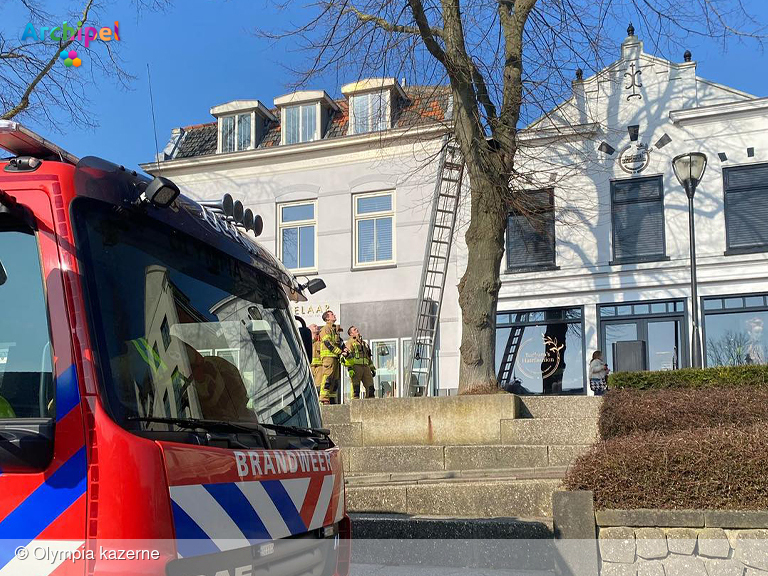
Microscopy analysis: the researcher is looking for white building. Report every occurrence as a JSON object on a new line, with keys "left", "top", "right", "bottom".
{"left": 143, "top": 80, "right": 461, "bottom": 399}
{"left": 145, "top": 31, "right": 768, "bottom": 397}
{"left": 496, "top": 29, "right": 768, "bottom": 394}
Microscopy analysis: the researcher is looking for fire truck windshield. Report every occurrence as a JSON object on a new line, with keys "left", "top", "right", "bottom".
{"left": 72, "top": 198, "right": 321, "bottom": 434}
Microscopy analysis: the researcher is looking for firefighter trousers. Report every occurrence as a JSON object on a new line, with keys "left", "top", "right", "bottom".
{"left": 348, "top": 365, "right": 375, "bottom": 399}
{"left": 318, "top": 357, "right": 340, "bottom": 404}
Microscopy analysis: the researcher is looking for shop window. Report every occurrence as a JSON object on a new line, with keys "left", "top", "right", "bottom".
{"left": 495, "top": 308, "right": 584, "bottom": 395}
{"left": 599, "top": 300, "right": 686, "bottom": 372}
{"left": 611, "top": 176, "right": 666, "bottom": 263}
{"left": 371, "top": 339, "right": 398, "bottom": 398}
{"left": 506, "top": 190, "right": 555, "bottom": 271}
{"left": 724, "top": 163, "right": 768, "bottom": 253}
{"left": 278, "top": 201, "right": 317, "bottom": 271}
{"left": 354, "top": 192, "right": 394, "bottom": 267}
{"left": 704, "top": 294, "right": 768, "bottom": 366}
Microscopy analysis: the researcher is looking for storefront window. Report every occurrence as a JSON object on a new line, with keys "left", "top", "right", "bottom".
{"left": 599, "top": 300, "right": 685, "bottom": 372}
{"left": 495, "top": 308, "right": 584, "bottom": 395}
{"left": 704, "top": 295, "right": 768, "bottom": 366}
{"left": 371, "top": 339, "right": 398, "bottom": 397}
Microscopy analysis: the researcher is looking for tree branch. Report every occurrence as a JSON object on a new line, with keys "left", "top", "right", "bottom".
{"left": 2, "top": 0, "right": 94, "bottom": 120}
{"left": 407, "top": 0, "right": 447, "bottom": 64}
{"left": 345, "top": 5, "right": 444, "bottom": 38}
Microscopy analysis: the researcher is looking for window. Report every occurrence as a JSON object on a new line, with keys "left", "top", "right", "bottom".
{"left": 598, "top": 300, "right": 686, "bottom": 372}
{"left": 351, "top": 91, "right": 389, "bottom": 134}
{"left": 704, "top": 294, "right": 768, "bottom": 366}
{"left": 160, "top": 316, "right": 171, "bottom": 350}
{"left": 724, "top": 163, "right": 768, "bottom": 253}
{"left": 495, "top": 308, "right": 584, "bottom": 395}
{"left": 220, "top": 114, "right": 252, "bottom": 153}
{"left": 506, "top": 190, "right": 555, "bottom": 270}
{"left": 354, "top": 192, "right": 394, "bottom": 266}
{"left": 284, "top": 104, "right": 317, "bottom": 144}
{"left": 0, "top": 223, "right": 54, "bottom": 418}
{"left": 611, "top": 176, "right": 666, "bottom": 263}
{"left": 278, "top": 201, "right": 317, "bottom": 271}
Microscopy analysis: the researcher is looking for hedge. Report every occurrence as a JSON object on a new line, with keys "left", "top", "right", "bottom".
{"left": 598, "top": 387, "right": 768, "bottom": 440}
{"left": 565, "top": 423, "right": 768, "bottom": 510}
{"left": 607, "top": 364, "right": 768, "bottom": 390}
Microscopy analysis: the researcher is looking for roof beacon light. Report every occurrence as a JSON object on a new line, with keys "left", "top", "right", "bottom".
{"left": 0, "top": 120, "right": 79, "bottom": 164}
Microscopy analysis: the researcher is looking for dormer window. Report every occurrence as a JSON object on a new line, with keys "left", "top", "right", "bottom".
{"left": 285, "top": 104, "right": 317, "bottom": 144}
{"left": 275, "top": 91, "right": 339, "bottom": 146}
{"left": 210, "top": 100, "right": 275, "bottom": 154}
{"left": 221, "top": 113, "right": 252, "bottom": 153}
{"left": 351, "top": 91, "right": 388, "bottom": 134}
{"left": 342, "top": 78, "right": 407, "bottom": 136}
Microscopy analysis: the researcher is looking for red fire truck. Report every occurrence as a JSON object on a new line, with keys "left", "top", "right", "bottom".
{"left": 0, "top": 121, "right": 349, "bottom": 576}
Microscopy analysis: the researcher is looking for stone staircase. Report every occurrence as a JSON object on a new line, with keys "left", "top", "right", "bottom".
{"left": 322, "top": 395, "right": 601, "bottom": 520}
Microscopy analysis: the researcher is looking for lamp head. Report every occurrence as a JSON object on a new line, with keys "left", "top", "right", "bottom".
{"left": 672, "top": 152, "right": 707, "bottom": 199}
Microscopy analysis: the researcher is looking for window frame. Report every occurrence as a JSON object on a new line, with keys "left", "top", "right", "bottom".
{"left": 353, "top": 190, "right": 396, "bottom": 269}
{"left": 219, "top": 113, "right": 254, "bottom": 153}
{"left": 505, "top": 189, "right": 557, "bottom": 273}
{"left": 349, "top": 90, "right": 390, "bottom": 135}
{"left": 702, "top": 292, "right": 768, "bottom": 367}
{"left": 723, "top": 162, "right": 768, "bottom": 255}
{"left": 609, "top": 174, "right": 668, "bottom": 265}
{"left": 277, "top": 200, "right": 318, "bottom": 273}
{"left": 282, "top": 103, "right": 319, "bottom": 145}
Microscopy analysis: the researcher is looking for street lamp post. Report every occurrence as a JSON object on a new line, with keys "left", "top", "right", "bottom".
{"left": 672, "top": 152, "right": 708, "bottom": 368}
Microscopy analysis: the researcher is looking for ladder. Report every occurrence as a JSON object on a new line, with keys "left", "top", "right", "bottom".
{"left": 497, "top": 316, "right": 525, "bottom": 387}
{"left": 404, "top": 136, "right": 464, "bottom": 397}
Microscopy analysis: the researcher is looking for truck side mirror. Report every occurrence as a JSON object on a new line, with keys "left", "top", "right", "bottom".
{"left": 306, "top": 278, "right": 326, "bottom": 294}
{"left": 0, "top": 418, "right": 54, "bottom": 472}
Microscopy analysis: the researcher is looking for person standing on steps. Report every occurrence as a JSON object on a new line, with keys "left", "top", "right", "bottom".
{"left": 589, "top": 350, "right": 609, "bottom": 396}
{"left": 318, "top": 310, "right": 347, "bottom": 404}
{"left": 344, "top": 326, "right": 376, "bottom": 399}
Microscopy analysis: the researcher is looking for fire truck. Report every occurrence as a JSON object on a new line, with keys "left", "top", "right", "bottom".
{"left": 0, "top": 121, "right": 350, "bottom": 576}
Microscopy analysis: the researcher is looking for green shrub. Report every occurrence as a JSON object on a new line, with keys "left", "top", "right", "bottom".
{"left": 565, "top": 423, "right": 768, "bottom": 510}
{"left": 598, "top": 387, "right": 768, "bottom": 440}
{"left": 608, "top": 364, "right": 768, "bottom": 390}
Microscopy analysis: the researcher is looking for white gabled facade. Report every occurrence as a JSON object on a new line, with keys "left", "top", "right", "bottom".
{"left": 492, "top": 31, "right": 768, "bottom": 395}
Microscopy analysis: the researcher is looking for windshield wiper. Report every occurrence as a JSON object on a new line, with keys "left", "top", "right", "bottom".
{"left": 260, "top": 422, "right": 331, "bottom": 439}
{"left": 127, "top": 416, "right": 268, "bottom": 436}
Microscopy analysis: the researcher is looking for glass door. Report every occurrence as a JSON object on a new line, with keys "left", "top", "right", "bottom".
{"left": 647, "top": 320, "right": 681, "bottom": 371}
{"left": 603, "top": 322, "right": 638, "bottom": 373}
{"left": 371, "top": 339, "right": 398, "bottom": 397}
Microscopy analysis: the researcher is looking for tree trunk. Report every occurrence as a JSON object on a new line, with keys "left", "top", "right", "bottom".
{"left": 457, "top": 166, "right": 509, "bottom": 393}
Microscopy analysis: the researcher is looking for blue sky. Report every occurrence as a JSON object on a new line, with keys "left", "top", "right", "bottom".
{"left": 5, "top": 1, "right": 768, "bottom": 171}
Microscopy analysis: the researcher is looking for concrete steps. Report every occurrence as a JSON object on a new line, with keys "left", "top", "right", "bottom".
{"left": 501, "top": 418, "right": 599, "bottom": 445}
{"left": 338, "top": 444, "right": 591, "bottom": 474}
{"left": 347, "top": 476, "right": 562, "bottom": 518}
{"left": 322, "top": 395, "right": 601, "bottom": 521}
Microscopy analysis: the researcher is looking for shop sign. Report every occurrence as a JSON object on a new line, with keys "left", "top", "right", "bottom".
{"left": 516, "top": 335, "right": 565, "bottom": 379}
{"left": 619, "top": 142, "right": 651, "bottom": 174}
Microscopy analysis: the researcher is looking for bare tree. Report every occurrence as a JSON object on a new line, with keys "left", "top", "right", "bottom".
{"left": 1, "top": 0, "right": 170, "bottom": 128}
{"left": 262, "top": 0, "right": 765, "bottom": 392}
{"left": 707, "top": 330, "right": 767, "bottom": 367}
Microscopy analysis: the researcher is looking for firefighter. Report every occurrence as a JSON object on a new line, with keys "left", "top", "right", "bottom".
{"left": 309, "top": 323, "right": 322, "bottom": 389}
{"left": 344, "top": 326, "right": 376, "bottom": 399}
{"left": 318, "top": 310, "right": 347, "bottom": 404}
